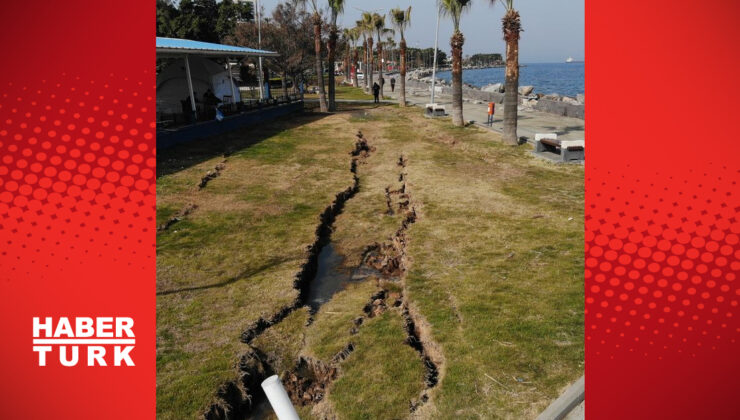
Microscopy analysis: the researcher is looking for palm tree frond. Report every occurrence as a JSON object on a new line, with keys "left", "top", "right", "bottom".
{"left": 328, "top": 0, "right": 344, "bottom": 14}
{"left": 439, "top": 0, "right": 472, "bottom": 31}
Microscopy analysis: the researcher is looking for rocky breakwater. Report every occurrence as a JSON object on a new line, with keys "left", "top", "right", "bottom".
{"left": 406, "top": 70, "right": 584, "bottom": 120}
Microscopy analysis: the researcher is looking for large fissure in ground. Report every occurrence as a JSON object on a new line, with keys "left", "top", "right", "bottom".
{"left": 362, "top": 155, "right": 443, "bottom": 413}
{"left": 204, "top": 143, "right": 444, "bottom": 420}
{"left": 274, "top": 153, "right": 442, "bottom": 416}
{"left": 240, "top": 131, "right": 374, "bottom": 343}
{"left": 204, "top": 132, "right": 374, "bottom": 420}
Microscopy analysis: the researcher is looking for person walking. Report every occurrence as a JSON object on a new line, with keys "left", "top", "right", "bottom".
{"left": 390, "top": 77, "right": 396, "bottom": 92}
{"left": 372, "top": 82, "right": 380, "bottom": 103}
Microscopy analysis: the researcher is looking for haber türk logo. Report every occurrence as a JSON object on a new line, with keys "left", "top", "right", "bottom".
{"left": 32, "top": 317, "right": 136, "bottom": 367}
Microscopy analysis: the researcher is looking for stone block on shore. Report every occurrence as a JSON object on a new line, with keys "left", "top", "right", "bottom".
{"left": 482, "top": 83, "right": 504, "bottom": 93}
{"left": 519, "top": 85, "right": 535, "bottom": 96}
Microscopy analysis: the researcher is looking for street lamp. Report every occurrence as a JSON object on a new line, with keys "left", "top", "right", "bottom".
{"left": 430, "top": 5, "right": 440, "bottom": 105}
{"left": 245, "top": 0, "right": 264, "bottom": 100}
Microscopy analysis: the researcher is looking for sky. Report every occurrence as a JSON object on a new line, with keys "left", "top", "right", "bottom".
{"left": 251, "top": 0, "right": 584, "bottom": 63}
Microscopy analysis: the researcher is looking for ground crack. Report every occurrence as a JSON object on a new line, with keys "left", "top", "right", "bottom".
{"left": 158, "top": 156, "right": 228, "bottom": 232}
{"left": 157, "top": 203, "right": 198, "bottom": 232}
{"left": 204, "top": 132, "right": 373, "bottom": 420}
{"left": 199, "top": 159, "right": 227, "bottom": 189}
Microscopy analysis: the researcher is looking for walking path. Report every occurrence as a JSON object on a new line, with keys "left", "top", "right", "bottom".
{"left": 383, "top": 83, "right": 585, "bottom": 141}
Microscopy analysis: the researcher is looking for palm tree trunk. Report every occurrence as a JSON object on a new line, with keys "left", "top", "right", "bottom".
{"left": 313, "top": 14, "right": 328, "bottom": 112}
{"left": 450, "top": 31, "right": 465, "bottom": 126}
{"left": 362, "top": 40, "right": 368, "bottom": 90}
{"left": 377, "top": 41, "right": 384, "bottom": 98}
{"left": 328, "top": 26, "right": 338, "bottom": 112}
{"left": 503, "top": 39, "right": 519, "bottom": 144}
{"left": 353, "top": 48, "right": 359, "bottom": 87}
{"left": 503, "top": 9, "right": 521, "bottom": 145}
{"left": 399, "top": 39, "right": 407, "bottom": 107}
{"left": 368, "top": 37, "right": 374, "bottom": 90}
{"left": 345, "top": 44, "right": 351, "bottom": 87}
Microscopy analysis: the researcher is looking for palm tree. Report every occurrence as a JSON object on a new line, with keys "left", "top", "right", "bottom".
{"left": 440, "top": 0, "right": 472, "bottom": 126}
{"left": 356, "top": 20, "right": 369, "bottom": 91}
{"left": 297, "top": 0, "right": 327, "bottom": 112}
{"left": 342, "top": 28, "right": 353, "bottom": 86}
{"left": 386, "top": 36, "right": 396, "bottom": 69}
{"left": 327, "top": 0, "right": 345, "bottom": 112}
{"left": 349, "top": 27, "right": 360, "bottom": 87}
{"left": 390, "top": 6, "right": 411, "bottom": 107}
{"left": 496, "top": 0, "right": 522, "bottom": 144}
{"left": 361, "top": 12, "right": 375, "bottom": 91}
{"left": 372, "top": 13, "right": 392, "bottom": 98}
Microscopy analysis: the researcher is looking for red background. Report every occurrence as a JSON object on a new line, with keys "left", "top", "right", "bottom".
{"left": 587, "top": 0, "right": 740, "bottom": 418}
{"left": 0, "top": 0, "right": 738, "bottom": 418}
{"left": 0, "top": 1, "right": 155, "bottom": 418}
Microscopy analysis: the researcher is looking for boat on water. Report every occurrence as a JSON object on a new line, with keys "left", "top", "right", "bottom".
{"left": 565, "top": 57, "right": 575, "bottom": 63}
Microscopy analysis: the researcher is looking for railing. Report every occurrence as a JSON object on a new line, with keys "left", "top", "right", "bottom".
{"left": 157, "top": 94, "right": 303, "bottom": 130}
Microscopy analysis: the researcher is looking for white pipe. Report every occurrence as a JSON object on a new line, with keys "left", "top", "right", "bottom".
{"left": 184, "top": 54, "right": 197, "bottom": 120}
{"left": 431, "top": 6, "right": 440, "bottom": 105}
{"left": 261, "top": 375, "right": 299, "bottom": 420}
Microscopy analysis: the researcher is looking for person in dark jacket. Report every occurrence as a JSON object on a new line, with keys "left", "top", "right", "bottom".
{"left": 390, "top": 77, "right": 396, "bottom": 92}
{"left": 372, "top": 82, "right": 380, "bottom": 103}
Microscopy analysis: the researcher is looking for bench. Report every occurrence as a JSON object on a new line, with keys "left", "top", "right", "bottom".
{"left": 425, "top": 103, "right": 446, "bottom": 117}
{"left": 534, "top": 133, "right": 585, "bottom": 162}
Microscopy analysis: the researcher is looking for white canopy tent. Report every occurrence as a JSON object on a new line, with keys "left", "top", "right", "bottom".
{"left": 156, "top": 56, "right": 239, "bottom": 115}
{"left": 156, "top": 37, "right": 278, "bottom": 121}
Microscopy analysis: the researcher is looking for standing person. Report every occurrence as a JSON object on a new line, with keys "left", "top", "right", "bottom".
{"left": 390, "top": 77, "right": 396, "bottom": 92}
{"left": 372, "top": 82, "right": 380, "bottom": 103}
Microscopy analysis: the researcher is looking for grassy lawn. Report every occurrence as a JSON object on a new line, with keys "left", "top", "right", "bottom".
{"left": 156, "top": 103, "right": 583, "bottom": 419}
{"left": 304, "top": 84, "right": 392, "bottom": 101}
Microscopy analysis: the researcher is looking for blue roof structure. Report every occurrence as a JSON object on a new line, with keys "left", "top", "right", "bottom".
{"left": 156, "top": 37, "right": 278, "bottom": 57}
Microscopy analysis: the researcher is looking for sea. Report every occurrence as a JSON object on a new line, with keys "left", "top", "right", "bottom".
{"left": 437, "top": 62, "right": 585, "bottom": 97}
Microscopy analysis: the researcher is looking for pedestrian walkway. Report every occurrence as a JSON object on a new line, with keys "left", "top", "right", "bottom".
{"left": 384, "top": 83, "right": 585, "bottom": 141}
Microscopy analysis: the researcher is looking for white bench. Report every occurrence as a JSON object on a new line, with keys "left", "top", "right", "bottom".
{"left": 534, "top": 133, "right": 585, "bottom": 162}
{"left": 425, "top": 103, "right": 446, "bottom": 117}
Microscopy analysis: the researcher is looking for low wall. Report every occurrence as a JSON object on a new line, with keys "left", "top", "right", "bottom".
{"left": 533, "top": 99, "right": 585, "bottom": 119}
{"left": 405, "top": 79, "right": 583, "bottom": 119}
{"left": 157, "top": 101, "right": 304, "bottom": 150}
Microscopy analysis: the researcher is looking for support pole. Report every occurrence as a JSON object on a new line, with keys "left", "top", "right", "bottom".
{"left": 227, "top": 57, "right": 236, "bottom": 108}
{"left": 431, "top": 7, "right": 441, "bottom": 105}
{"left": 184, "top": 54, "right": 197, "bottom": 121}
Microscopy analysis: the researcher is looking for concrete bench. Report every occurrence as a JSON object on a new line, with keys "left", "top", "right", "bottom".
{"left": 534, "top": 133, "right": 584, "bottom": 162}
{"left": 425, "top": 103, "right": 446, "bottom": 117}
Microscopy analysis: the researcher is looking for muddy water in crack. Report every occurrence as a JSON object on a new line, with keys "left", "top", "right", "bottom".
{"left": 246, "top": 399, "right": 274, "bottom": 420}
{"left": 306, "top": 243, "right": 379, "bottom": 313}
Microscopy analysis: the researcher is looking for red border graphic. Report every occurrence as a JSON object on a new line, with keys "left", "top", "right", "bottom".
{"left": 587, "top": 0, "right": 740, "bottom": 418}
{"left": 0, "top": 1, "right": 155, "bottom": 418}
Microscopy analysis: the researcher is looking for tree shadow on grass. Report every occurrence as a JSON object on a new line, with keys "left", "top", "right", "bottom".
{"left": 156, "top": 256, "right": 294, "bottom": 296}
{"left": 157, "top": 111, "right": 332, "bottom": 179}
{"left": 539, "top": 124, "right": 585, "bottom": 136}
